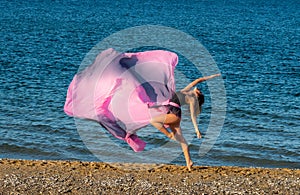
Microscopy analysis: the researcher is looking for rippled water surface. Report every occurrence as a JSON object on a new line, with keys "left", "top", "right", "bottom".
{"left": 0, "top": 0, "right": 299, "bottom": 168}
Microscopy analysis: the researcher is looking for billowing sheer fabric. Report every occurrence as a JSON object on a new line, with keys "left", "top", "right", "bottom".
{"left": 64, "top": 48, "right": 178, "bottom": 151}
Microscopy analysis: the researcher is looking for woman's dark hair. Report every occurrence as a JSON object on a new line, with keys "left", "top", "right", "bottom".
{"left": 197, "top": 90, "right": 205, "bottom": 107}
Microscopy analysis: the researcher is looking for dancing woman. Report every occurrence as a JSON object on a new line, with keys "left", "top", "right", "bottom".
{"left": 64, "top": 48, "right": 220, "bottom": 171}
{"left": 150, "top": 74, "right": 220, "bottom": 171}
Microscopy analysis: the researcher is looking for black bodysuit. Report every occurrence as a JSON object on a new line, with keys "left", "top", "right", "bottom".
{"left": 167, "top": 91, "right": 186, "bottom": 118}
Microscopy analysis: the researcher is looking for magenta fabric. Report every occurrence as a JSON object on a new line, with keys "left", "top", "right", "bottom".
{"left": 125, "top": 134, "right": 147, "bottom": 152}
{"left": 64, "top": 48, "right": 178, "bottom": 151}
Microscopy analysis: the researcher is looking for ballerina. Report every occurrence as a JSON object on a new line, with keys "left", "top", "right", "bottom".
{"left": 150, "top": 74, "right": 220, "bottom": 171}
{"left": 64, "top": 48, "right": 221, "bottom": 171}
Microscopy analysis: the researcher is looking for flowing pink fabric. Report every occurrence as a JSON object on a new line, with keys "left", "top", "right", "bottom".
{"left": 64, "top": 48, "right": 178, "bottom": 152}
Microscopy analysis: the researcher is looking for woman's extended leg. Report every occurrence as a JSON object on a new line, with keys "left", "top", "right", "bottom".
{"left": 150, "top": 114, "right": 193, "bottom": 170}
{"left": 169, "top": 124, "right": 193, "bottom": 171}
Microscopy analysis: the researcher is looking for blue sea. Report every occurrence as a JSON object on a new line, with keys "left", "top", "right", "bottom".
{"left": 1, "top": 0, "right": 299, "bottom": 168}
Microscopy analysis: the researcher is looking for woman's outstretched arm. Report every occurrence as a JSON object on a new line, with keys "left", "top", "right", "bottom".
{"left": 189, "top": 97, "right": 202, "bottom": 138}
{"left": 180, "top": 73, "right": 221, "bottom": 93}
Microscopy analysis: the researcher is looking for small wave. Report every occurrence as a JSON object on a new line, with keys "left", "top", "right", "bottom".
{"left": 0, "top": 143, "right": 61, "bottom": 159}
{"left": 217, "top": 155, "right": 300, "bottom": 169}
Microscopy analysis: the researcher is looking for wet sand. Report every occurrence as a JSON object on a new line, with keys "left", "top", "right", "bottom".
{"left": 0, "top": 159, "right": 299, "bottom": 194}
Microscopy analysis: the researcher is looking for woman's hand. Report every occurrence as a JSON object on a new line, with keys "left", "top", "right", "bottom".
{"left": 201, "top": 73, "right": 221, "bottom": 82}
{"left": 196, "top": 130, "right": 202, "bottom": 139}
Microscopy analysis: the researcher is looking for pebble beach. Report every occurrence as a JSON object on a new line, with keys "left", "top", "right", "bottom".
{"left": 0, "top": 159, "right": 299, "bottom": 194}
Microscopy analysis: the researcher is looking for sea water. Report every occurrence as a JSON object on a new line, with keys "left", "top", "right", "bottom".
{"left": 0, "top": 0, "right": 299, "bottom": 168}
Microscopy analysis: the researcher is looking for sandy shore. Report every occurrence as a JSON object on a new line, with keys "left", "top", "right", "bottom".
{"left": 0, "top": 159, "right": 299, "bottom": 194}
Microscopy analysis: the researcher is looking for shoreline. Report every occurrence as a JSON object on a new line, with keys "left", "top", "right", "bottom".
{"left": 0, "top": 159, "right": 299, "bottom": 194}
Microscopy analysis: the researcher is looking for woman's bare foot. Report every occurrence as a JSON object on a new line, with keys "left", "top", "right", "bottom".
{"left": 167, "top": 132, "right": 176, "bottom": 141}
{"left": 187, "top": 160, "right": 193, "bottom": 171}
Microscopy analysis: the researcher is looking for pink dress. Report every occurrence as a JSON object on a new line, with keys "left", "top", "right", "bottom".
{"left": 64, "top": 48, "right": 178, "bottom": 152}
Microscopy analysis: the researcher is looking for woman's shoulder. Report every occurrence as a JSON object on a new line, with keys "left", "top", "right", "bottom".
{"left": 171, "top": 91, "right": 186, "bottom": 105}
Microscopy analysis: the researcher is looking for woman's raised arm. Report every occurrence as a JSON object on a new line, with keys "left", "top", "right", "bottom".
{"left": 180, "top": 73, "right": 221, "bottom": 93}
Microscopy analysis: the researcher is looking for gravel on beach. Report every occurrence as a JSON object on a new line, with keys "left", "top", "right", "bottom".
{"left": 0, "top": 159, "right": 299, "bottom": 194}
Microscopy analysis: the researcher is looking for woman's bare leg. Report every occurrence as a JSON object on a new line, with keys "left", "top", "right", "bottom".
{"left": 150, "top": 114, "right": 193, "bottom": 170}
{"left": 170, "top": 124, "right": 193, "bottom": 171}
{"left": 150, "top": 114, "right": 179, "bottom": 140}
